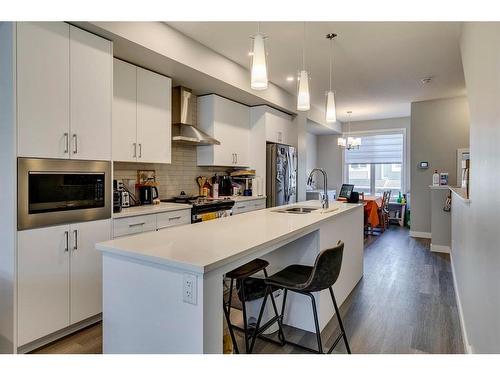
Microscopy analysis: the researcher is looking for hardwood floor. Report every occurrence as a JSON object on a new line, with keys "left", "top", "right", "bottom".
{"left": 30, "top": 226, "right": 463, "bottom": 354}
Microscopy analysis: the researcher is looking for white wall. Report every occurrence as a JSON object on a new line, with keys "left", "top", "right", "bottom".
{"left": 305, "top": 132, "right": 318, "bottom": 187}
{"left": 410, "top": 97, "right": 469, "bottom": 235}
{"left": 455, "top": 22, "right": 500, "bottom": 353}
{"left": 0, "top": 22, "right": 16, "bottom": 353}
{"left": 317, "top": 135, "right": 344, "bottom": 191}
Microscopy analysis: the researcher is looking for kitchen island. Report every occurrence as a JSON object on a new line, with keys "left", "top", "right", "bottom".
{"left": 96, "top": 200, "right": 363, "bottom": 353}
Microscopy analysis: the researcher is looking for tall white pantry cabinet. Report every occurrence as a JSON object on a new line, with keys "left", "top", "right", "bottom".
{"left": 0, "top": 22, "right": 113, "bottom": 353}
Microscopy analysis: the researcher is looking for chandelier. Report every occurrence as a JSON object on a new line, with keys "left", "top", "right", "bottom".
{"left": 338, "top": 111, "right": 361, "bottom": 150}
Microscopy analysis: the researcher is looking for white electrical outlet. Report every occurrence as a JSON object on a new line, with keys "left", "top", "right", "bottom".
{"left": 183, "top": 273, "right": 197, "bottom": 305}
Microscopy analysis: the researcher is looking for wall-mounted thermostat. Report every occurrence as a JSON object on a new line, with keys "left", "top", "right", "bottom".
{"left": 418, "top": 161, "right": 429, "bottom": 169}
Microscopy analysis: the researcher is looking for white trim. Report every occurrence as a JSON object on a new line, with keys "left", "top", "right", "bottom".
{"left": 430, "top": 244, "right": 451, "bottom": 253}
{"left": 409, "top": 230, "right": 431, "bottom": 239}
{"left": 16, "top": 314, "right": 101, "bottom": 354}
{"left": 450, "top": 253, "right": 473, "bottom": 354}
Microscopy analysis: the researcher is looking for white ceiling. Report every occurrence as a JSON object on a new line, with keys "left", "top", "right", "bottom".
{"left": 168, "top": 22, "right": 466, "bottom": 122}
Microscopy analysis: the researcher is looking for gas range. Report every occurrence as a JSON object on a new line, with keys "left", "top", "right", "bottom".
{"left": 161, "top": 193, "right": 235, "bottom": 223}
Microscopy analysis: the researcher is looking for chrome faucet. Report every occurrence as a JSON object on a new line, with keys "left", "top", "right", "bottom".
{"left": 307, "top": 168, "right": 329, "bottom": 209}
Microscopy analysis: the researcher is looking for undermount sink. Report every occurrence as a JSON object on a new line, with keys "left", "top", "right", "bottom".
{"left": 273, "top": 206, "right": 319, "bottom": 214}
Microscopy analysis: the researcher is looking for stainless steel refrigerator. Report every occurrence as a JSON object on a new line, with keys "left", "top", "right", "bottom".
{"left": 266, "top": 143, "right": 297, "bottom": 207}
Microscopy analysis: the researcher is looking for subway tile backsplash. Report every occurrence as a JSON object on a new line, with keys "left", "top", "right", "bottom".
{"left": 114, "top": 144, "right": 230, "bottom": 199}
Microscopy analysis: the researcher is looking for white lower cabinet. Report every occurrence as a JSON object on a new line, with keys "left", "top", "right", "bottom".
{"left": 17, "top": 219, "right": 111, "bottom": 346}
{"left": 69, "top": 220, "right": 111, "bottom": 324}
{"left": 156, "top": 210, "right": 191, "bottom": 230}
{"left": 112, "top": 209, "right": 191, "bottom": 238}
{"left": 232, "top": 198, "right": 267, "bottom": 215}
{"left": 112, "top": 214, "right": 157, "bottom": 238}
{"left": 17, "top": 224, "right": 71, "bottom": 346}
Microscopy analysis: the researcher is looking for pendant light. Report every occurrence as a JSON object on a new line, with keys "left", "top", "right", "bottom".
{"left": 325, "top": 33, "right": 337, "bottom": 123}
{"left": 297, "top": 22, "right": 310, "bottom": 111}
{"left": 250, "top": 22, "right": 268, "bottom": 90}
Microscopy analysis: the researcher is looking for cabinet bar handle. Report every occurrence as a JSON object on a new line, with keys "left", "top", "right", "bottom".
{"left": 73, "top": 229, "right": 78, "bottom": 251}
{"left": 64, "top": 231, "right": 69, "bottom": 252}
{"left": 133, "top": 143, "right": 137, "bottom": 158}
{"left": 235, "top": 153, "right": 238, "bottom": 164}
{"left": 64, "top": 133, "right": 69, "bottom": 153}
{"left": 139, "top": 143, "right": 142, "bottom": 158}
{"left": 168, "top": 216, "right": 181, "bottom": 221}
{"left": 129, "top": 222, "right": 145, "bottom": 227}
{"left": 72, "top": 134, "right": 78, "bottom": 154}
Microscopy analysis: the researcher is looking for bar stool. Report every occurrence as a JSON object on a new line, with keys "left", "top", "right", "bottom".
{"left": 223, "top": 258, "right": 284, "bottom": 354}
{"left": 251, "top": 241, "right": 351, "bottom": 354}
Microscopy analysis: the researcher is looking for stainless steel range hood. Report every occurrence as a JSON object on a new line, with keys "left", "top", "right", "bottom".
{"left": 172, "top": 86, "right": 220, "bottom": 145}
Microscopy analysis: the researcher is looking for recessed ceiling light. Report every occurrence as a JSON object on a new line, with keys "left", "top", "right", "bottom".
{"left": 248, "top": 52, "right": 254, "bottom": 56}
{"left": 286, "top": 76, "right": 294, "bottom": 82}
{"left": 420, "top": 76, "right": 433, "bottom": 84}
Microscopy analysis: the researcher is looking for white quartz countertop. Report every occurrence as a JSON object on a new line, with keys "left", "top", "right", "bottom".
{"left": 97, "top": 200, "right": 362, "bottom": 274}
{"left": 229, "top": 195, "right": 266, "bottom": 202}
{"left": 429, "top": 185, "right": 450, "bottom": 190}
{"left": 113, "top": 202, "right": 192, "bottom": 219}
{"left": 449, "top": 186, "right": 470, "bottom": 203}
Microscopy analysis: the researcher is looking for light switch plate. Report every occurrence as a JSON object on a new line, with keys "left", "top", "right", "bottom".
{"left": 183, "top": 273, "right": 197, "bottom": 305}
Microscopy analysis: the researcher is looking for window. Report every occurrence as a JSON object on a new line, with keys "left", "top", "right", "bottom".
{"left": 345, "top": 131, "right": 405, "bottom": 198}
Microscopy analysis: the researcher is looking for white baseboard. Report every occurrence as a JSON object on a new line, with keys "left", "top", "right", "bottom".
{"left": 17, "top": 314, "right": 101, "bottom": 354}
{"left": 409, "top": 230, "right": 431, "bottom": 239}
{"left": 450, "top": 253, "right": 473, "bottom": 354}
{"left": 430, "top": 244, "right": 451, "bottom": 253}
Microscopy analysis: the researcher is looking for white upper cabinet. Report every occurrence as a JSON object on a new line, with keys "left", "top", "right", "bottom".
{"left": 112, "top": 59, "right": 172, "bottom": 163}
{"left": 17, "top": 22, "right": 70, "bottom": 159}
{"left": 17, "top": 22, "right": 112, "bottom": 161}
{"left": 137, "top": 67, "right": 172, "bottom": 163}
{"left": 69, "top": 25, "right": 112, "bottom": 161}
{"left": 113, "top": 59, "right": 138, "bottom": 162}
{"left": 197, "top": 95, "right": 250, "bottom": 167}
{"left": 263, "top": 107, "right": 296, "bottom": 147}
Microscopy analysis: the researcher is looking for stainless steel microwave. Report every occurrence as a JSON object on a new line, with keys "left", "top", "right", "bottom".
{"left": 18, "top": 158, "right": 111, "bottom": 230}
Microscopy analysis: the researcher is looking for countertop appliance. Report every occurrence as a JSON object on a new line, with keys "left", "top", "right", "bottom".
{"left": 162, "top": 192, "right": 234, "bottom": 223}
{"left": 113, "top": 180, "right": 122, "bottom": 213}
{"left": 306, "top": 189, "right": 337, "bottom": 203}
{"left": 139, "top": 185, "right": 159, "bottom": 205}
{"left": 219, "top": 175, "right": 233, "bottom": 197}
{"left": 266, "top": 143, "right": 297, "bottom": 207}
{"left": 17, "top": 158, "right": 111, "bottom": 230}
{"left": 121, "top": 191, "right": 130, "bottom": 208}
{"left": 338, "top": 184, "right": 354, "bottom": 199}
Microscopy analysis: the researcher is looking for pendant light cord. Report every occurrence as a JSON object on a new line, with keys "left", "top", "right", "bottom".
{"left": 302, "top": 22, "right": 306, "bottom": 70}
{"left": 329, "top": 37, "right": 333, "bottom": 91}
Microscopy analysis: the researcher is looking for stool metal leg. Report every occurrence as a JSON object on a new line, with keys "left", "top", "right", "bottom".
{"left": 268, "top": 289, "right": 286, "bottom": 344}
{"left": 224, "top": 278, "right": 239, "bottom": 354}
{"left": 329, "top": 286, "right": 351, "bottom": 354}
{"left": 240, "top": 278, "right": 250, "bottom": 353}
{"left": 249, "top": 285, "right": 270, "bottom": 353}
{"left": 308, "top": 292, "right": 323, "bottom": 354}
